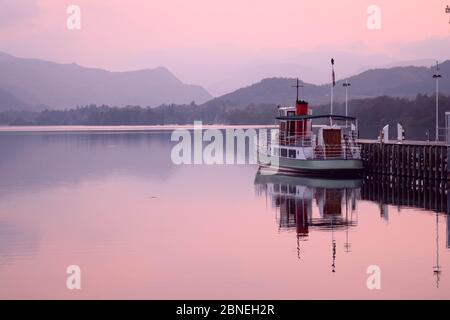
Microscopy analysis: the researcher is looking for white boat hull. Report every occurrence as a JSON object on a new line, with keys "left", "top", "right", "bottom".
{"left": 258, "top": 153, "right": 364, "bottom": 176}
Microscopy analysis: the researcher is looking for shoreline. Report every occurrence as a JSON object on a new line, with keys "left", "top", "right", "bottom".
{"left": 0, "top": 124, "right": 278, "bottom": 133}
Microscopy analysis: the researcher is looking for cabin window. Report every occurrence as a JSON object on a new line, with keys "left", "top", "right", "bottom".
{"left": 273, "top": 147, "right": 279, "bottom": 156}
{"left": 289, "top": 185, "right": 296, "bottom": 194}
{"left": 273, "top": 184, "right": 280, "bottom": 193}
{"left": 280, "top": 148, "right": 287, "bottom": 157}
{"left": 289, "top": 149, "right": 296, "bottom": 158}
{"left": 288, "top": 121, "right": 295, "bottom": 135}
{"left": 287, "top": 111, "right": 295, "bottom": 117}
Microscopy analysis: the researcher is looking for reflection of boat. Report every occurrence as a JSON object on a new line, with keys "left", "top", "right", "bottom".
{"left": 255, "top": 171, "right": 361, "bottom": 270}
{"left": 257, "top": 79, "right": 363, "bottom": 176}
{"left": 256, "top": 171, "right": 450, "bottom": 277}
{"left": 254, "top": 171, "right": 360, "bottom": 236}
{"left": 255, "top": 171, "right": 362, "bottom": 189}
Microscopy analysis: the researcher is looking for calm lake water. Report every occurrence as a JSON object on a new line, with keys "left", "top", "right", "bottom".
{"left": 0, "top": 128, "right": 449, "bottom": 299}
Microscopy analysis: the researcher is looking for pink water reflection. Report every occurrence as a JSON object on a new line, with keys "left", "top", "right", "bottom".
{"left": 0, "top": 132, "right": 449, "bottom": 299}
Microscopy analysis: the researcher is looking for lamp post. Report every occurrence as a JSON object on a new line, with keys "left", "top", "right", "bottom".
{"left": 343, "top": 80, "right": 351, "bottom": 127}
{"left": 433, "top": 61, "right": 442, "bottom": 141}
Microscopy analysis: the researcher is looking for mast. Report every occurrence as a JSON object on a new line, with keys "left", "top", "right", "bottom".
{"left": 292, "top": 78, "right": 304, "bottom": 102}
{"left": 331, "top": 58, "right": 336, "bottom": 125}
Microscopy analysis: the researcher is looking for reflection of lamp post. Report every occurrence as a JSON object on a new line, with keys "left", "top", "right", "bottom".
{"left": 344, "top": 188, "right": 351, "bottom": 253}
{"left": 331, "top": 219, "right": 336, "bottom": 273}
{"left": 343, "top": 81, "right": 351, "bottom": 127}
{"left": 433, "top": 61, "right": 442, "bottom": 141}
{"left": 447, "top": 214, "right": 450, "bottom": 249}
{"left": 433, "top": 212, "right": 441, "bottom": 288}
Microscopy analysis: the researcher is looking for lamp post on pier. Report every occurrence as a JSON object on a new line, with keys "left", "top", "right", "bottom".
{"left": 343, "top": 80, "right": 351, "bottom": 127}
{"left": 433, "top": 61, "right": 442, "bottom": 141}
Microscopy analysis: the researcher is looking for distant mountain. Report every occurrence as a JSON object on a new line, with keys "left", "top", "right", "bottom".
{"left": 352, "top": 59, "right": 436, "bottom": 76}
{"left": 0, "top": 87, "right": 29, "bottom": 111}
{"left": 206, "top": 63, "right": 321, "bottom": 97}
{"left": 205, "top": 61, "right": 450, "bottom": 108}
{"left": 380, "top": 59, "right": 436, "bottom": 69}
{"left": 0, "top": 51, "right": 212, "bottom": 110}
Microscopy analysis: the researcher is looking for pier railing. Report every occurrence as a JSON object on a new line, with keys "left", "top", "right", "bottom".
{"left": 359, "top": 140, "right": 449, "bottom": 180}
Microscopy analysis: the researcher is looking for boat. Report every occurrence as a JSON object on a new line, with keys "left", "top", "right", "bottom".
{"left": 257, "top": 81, "right": 364, "bottom": 176}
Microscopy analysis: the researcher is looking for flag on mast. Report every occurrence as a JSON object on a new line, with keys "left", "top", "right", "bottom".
{"left": 331, "top": 58, "right": 335, "bottom": 87}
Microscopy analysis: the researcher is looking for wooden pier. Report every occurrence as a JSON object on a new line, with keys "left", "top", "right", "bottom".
{"left": 358, "top": 139, "right": 449, "bottom": 180}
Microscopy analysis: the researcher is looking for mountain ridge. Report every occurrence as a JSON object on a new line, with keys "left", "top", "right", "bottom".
{"left": 1, "top": 51, "right": 449, "bottom": 112}
{"left": 204, "top": 61, "right": 450, "bottom": 108}
{"left": 0, "top": 51, "right": 212, "bottom": 111}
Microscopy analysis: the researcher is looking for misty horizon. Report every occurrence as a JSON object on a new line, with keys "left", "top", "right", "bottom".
{"left": 0, "top": 49, "right": 445, "bottom": 98}
{"left": 2, "top": 1, "right": 450, "bottom": 96}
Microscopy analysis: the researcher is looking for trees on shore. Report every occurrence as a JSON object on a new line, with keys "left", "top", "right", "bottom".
{"left": 1, "top": 94, "right": 449, "bottom": 140}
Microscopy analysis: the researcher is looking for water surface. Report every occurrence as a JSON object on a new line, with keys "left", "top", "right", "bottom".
{"left": 0, "top": 129, "right": 449, "bottom": 299}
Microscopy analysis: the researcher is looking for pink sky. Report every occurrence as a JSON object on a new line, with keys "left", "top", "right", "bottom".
{"left": 0, "top": 0, "right": 449, "bottom": 94}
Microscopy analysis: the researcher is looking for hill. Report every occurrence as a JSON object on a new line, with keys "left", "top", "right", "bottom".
{"left": 0, "top": 51, "right": 212, "bottom": 110}
{"left": 205, "top": 61, "right": 450, "bottom": 108}
{"left": 0, "top": 87, "right": 29, "bottom": 111}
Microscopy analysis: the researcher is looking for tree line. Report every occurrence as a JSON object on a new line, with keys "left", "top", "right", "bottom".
{"left": 1, "top": 94, "right": 449, "bottom": 140}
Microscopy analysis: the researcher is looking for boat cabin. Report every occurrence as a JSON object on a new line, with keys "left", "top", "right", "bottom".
{"left": 270, "top": 100, "right": 360, "bottom": 160}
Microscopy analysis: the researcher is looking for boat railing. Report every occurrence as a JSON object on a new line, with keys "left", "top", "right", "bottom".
{"left": 346, "top": 131, "right": 358, "bottom": 141}
{"left": 257, "top": 131, "right": 362, "bottom": 160}
{"left": 313, "top": 144, "right": 361, "bottom": 160}
{"left": 278, "top": 133, "right": 313, "bottom": 147}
